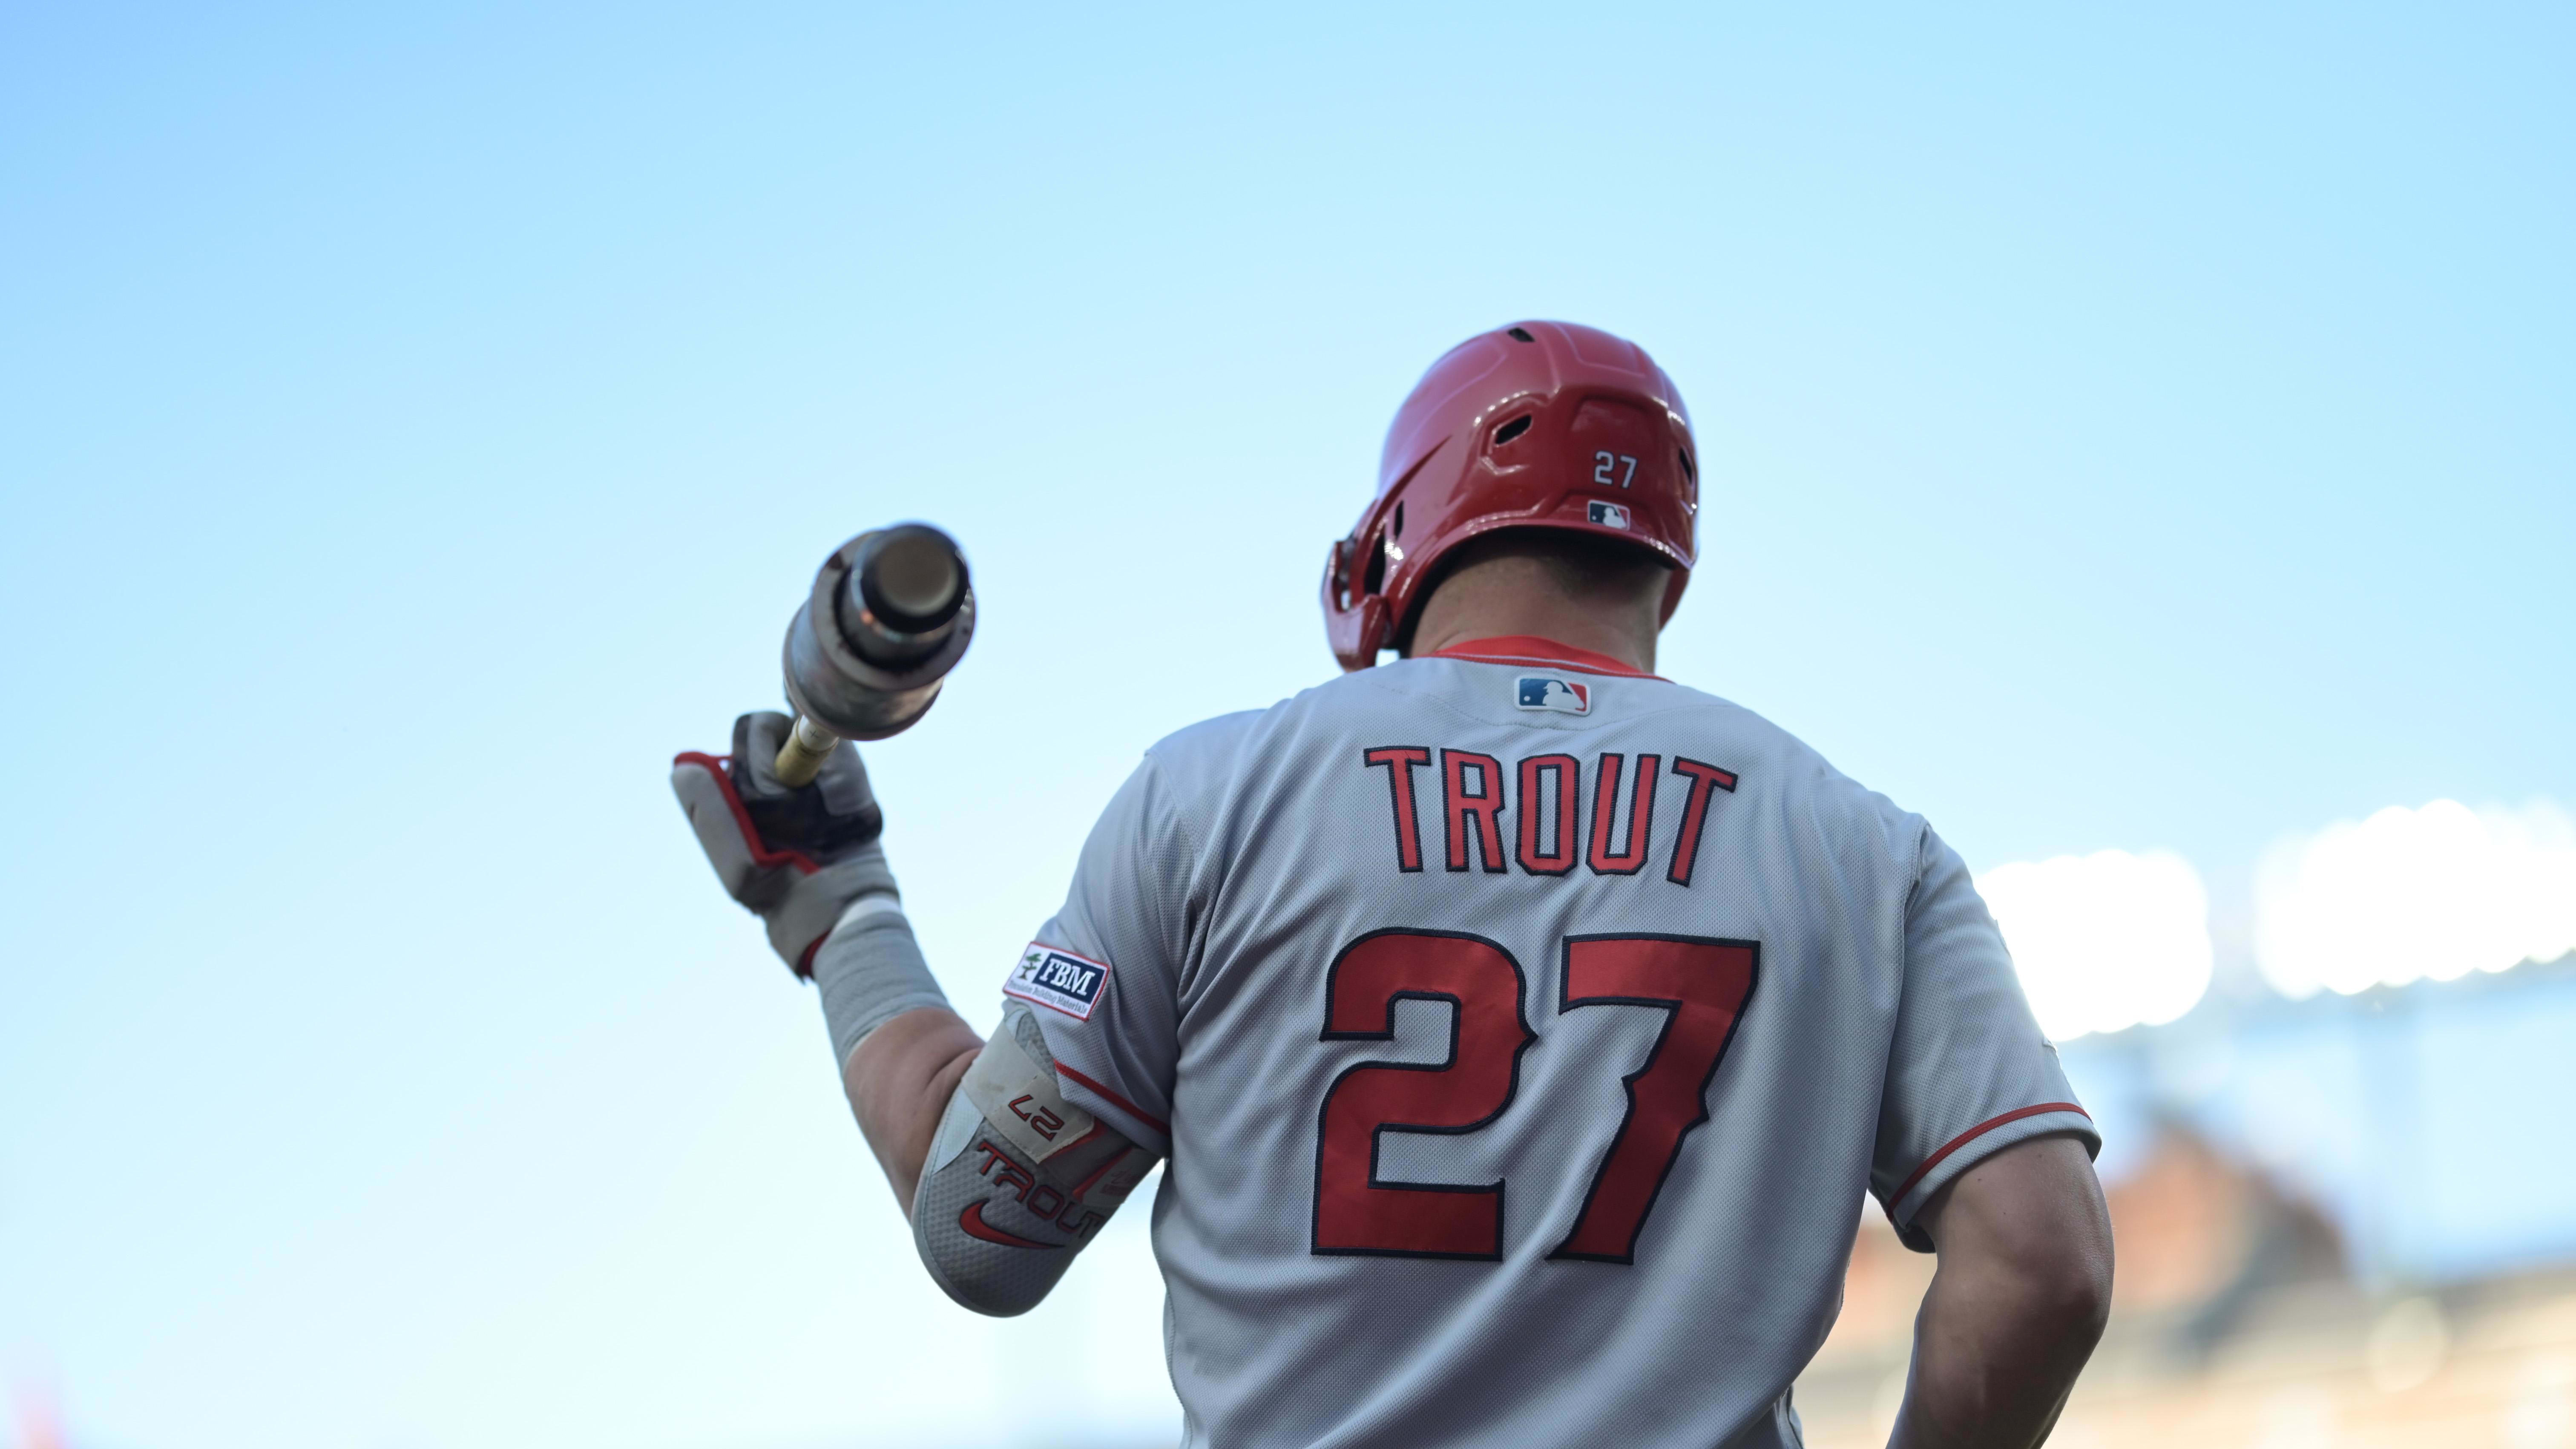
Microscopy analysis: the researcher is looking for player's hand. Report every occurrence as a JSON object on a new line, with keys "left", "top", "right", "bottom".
{"left": 671, "top": 711, "right": 899, "bottom": 977}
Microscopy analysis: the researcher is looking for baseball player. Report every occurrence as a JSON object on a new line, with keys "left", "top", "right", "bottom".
{"left": 676, "top": 322, "right": 2113, "bottom": 1448}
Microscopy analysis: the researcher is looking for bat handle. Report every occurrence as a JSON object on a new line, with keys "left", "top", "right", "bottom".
{"left": 772, "top": 713, "right": 841, "bottom": 788}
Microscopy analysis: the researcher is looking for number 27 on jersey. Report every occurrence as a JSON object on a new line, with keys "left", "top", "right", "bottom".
{"left": 1312, "top": 930, "right": 1759, "bottom": 1265}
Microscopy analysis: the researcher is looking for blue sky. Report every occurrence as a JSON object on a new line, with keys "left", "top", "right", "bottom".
{"left": 3, "top": 5, "right": 2570, "bottom": 1447}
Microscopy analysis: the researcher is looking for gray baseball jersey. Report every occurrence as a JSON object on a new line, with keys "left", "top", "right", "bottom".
{"left": 1002, "top": 635, "right": 2094, "bottom": 1449}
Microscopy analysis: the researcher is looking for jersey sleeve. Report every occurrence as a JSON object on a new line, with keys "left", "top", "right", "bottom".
{"left": 1000, "top": 753, "right": 1203, "bottom": 1155}
{"left": 1870, "top": 825, "right": 2099, "bottom": 1251}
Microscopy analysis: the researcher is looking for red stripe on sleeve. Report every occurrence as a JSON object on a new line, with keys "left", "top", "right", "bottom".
{"left": 1889, "top": 1102, "right": 2092, "bottom": 1210}
{"left": 1054, "top": 1063, "right": 1172, "bottom": 1136}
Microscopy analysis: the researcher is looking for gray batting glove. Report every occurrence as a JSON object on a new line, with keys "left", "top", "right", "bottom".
{"left": 672, "top": 711, "right": 900, "bottom": 977}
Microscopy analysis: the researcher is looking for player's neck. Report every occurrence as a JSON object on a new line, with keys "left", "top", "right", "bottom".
{"left": 1405, "top": 555, "right": 1661, "bottom": 674}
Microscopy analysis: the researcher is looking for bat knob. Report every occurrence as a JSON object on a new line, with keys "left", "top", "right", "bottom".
{"left": 852, "top": 524, "right": 969, "bottom": 640}
{"left": 775, "top": 524, "right": 976, "bottom": 782}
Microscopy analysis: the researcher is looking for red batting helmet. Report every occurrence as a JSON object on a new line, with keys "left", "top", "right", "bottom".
{"left": 1321, "top": 320, "right": 1698, "bottom": 671}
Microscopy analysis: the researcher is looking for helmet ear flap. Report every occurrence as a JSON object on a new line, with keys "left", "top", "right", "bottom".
{"left": 1327, "top": 533, "right": 1396, "bottom": 610}
{"left": 1323, "top": 534, "right": 1394, "bottom": 670}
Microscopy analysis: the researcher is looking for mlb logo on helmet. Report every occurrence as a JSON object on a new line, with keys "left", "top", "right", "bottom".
{"left": 1516, "top": 676, "right": 1591, "bottom": 715}
{"left": 1004, "top": 943, "right": 1112, "bottom": 1021}
{"left": 1587, "top": 500, "right": 1632, "bottom": 530}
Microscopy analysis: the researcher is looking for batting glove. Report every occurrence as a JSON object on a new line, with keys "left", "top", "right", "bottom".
{"left": 672, "top": 711, "right": 899, "bottom": 977}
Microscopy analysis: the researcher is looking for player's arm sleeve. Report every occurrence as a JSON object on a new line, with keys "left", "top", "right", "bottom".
{"left": 1870, "top": 826, "right": 2099, "bottom": 1252}
{"left": 909, "top": 1003, "right": 1157, "bottom": 1316}
{"left": 908, "top": 753, "right": 1200, "bottom": 1313}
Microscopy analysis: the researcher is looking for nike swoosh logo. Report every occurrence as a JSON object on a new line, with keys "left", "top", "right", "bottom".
{"left": 958, "top": 1199, "right": 1061, "bottom": 1249}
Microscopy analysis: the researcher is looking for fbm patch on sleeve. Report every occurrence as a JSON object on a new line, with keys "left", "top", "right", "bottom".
{"left": 1004, "top": 942, "right": 1111, "bottom": 1021}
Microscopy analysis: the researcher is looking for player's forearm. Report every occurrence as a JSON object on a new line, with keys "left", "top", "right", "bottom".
{"left": 800, "top": 901, "right": 978, "bottom": 1215}
{"left": 745, "top": 864, "right": 974, "bottom": 1216}
{"left": 840, "top": 1006, "right": 983, "bottom": 1213}
{"left": 1890, "top": 1253, "right": 2105, "bottom": 1448}
{"left": 1890, "top": 1134, "right": 2113, "bottom": 1449}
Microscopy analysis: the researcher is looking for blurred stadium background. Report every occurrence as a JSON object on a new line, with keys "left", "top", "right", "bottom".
{"left": 1794, "top": 803, "right": 2576, "bottom": 1449}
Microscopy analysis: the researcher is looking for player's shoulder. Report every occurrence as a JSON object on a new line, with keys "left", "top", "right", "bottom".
{"left": 1625, "top": 672, "right": 1926, "bottom": 840}
{"left": 1131, "top": 696, "right": 1343, "bottom": 821}
{"left": 1640, "top": 673, "right": 1886, "bottom": 796}
{"left": 1135, "top": 660, "right": 1450, "bottom": 754}
{"left": 1137, "top": 706, "right": 1270, "bottom": 780}
{"left": 1126, "top": 667, "right": 1451, "bottom": 797}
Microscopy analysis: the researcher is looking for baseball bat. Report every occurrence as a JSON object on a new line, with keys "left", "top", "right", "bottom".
{"left": 772, "top": 524, "right": 977, "bottom": 787}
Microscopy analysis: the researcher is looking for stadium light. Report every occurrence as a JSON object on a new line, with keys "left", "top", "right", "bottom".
{"left": 1977, "top": 849, "right": 2214, "bottom": 1040}
{"left": 2254, "top": 799, "right": 2576, "bottom": 999}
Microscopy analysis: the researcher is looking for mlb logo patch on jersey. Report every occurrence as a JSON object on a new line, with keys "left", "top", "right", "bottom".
{"left": 1516, "top": 676, "right": 1591, "bottom": 714}
{"left": 1587, "top": 500, "right": 1632, "bottom": 530}
{"left": 1005, "top": 943, "right": 1111, "bottom": 1021}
